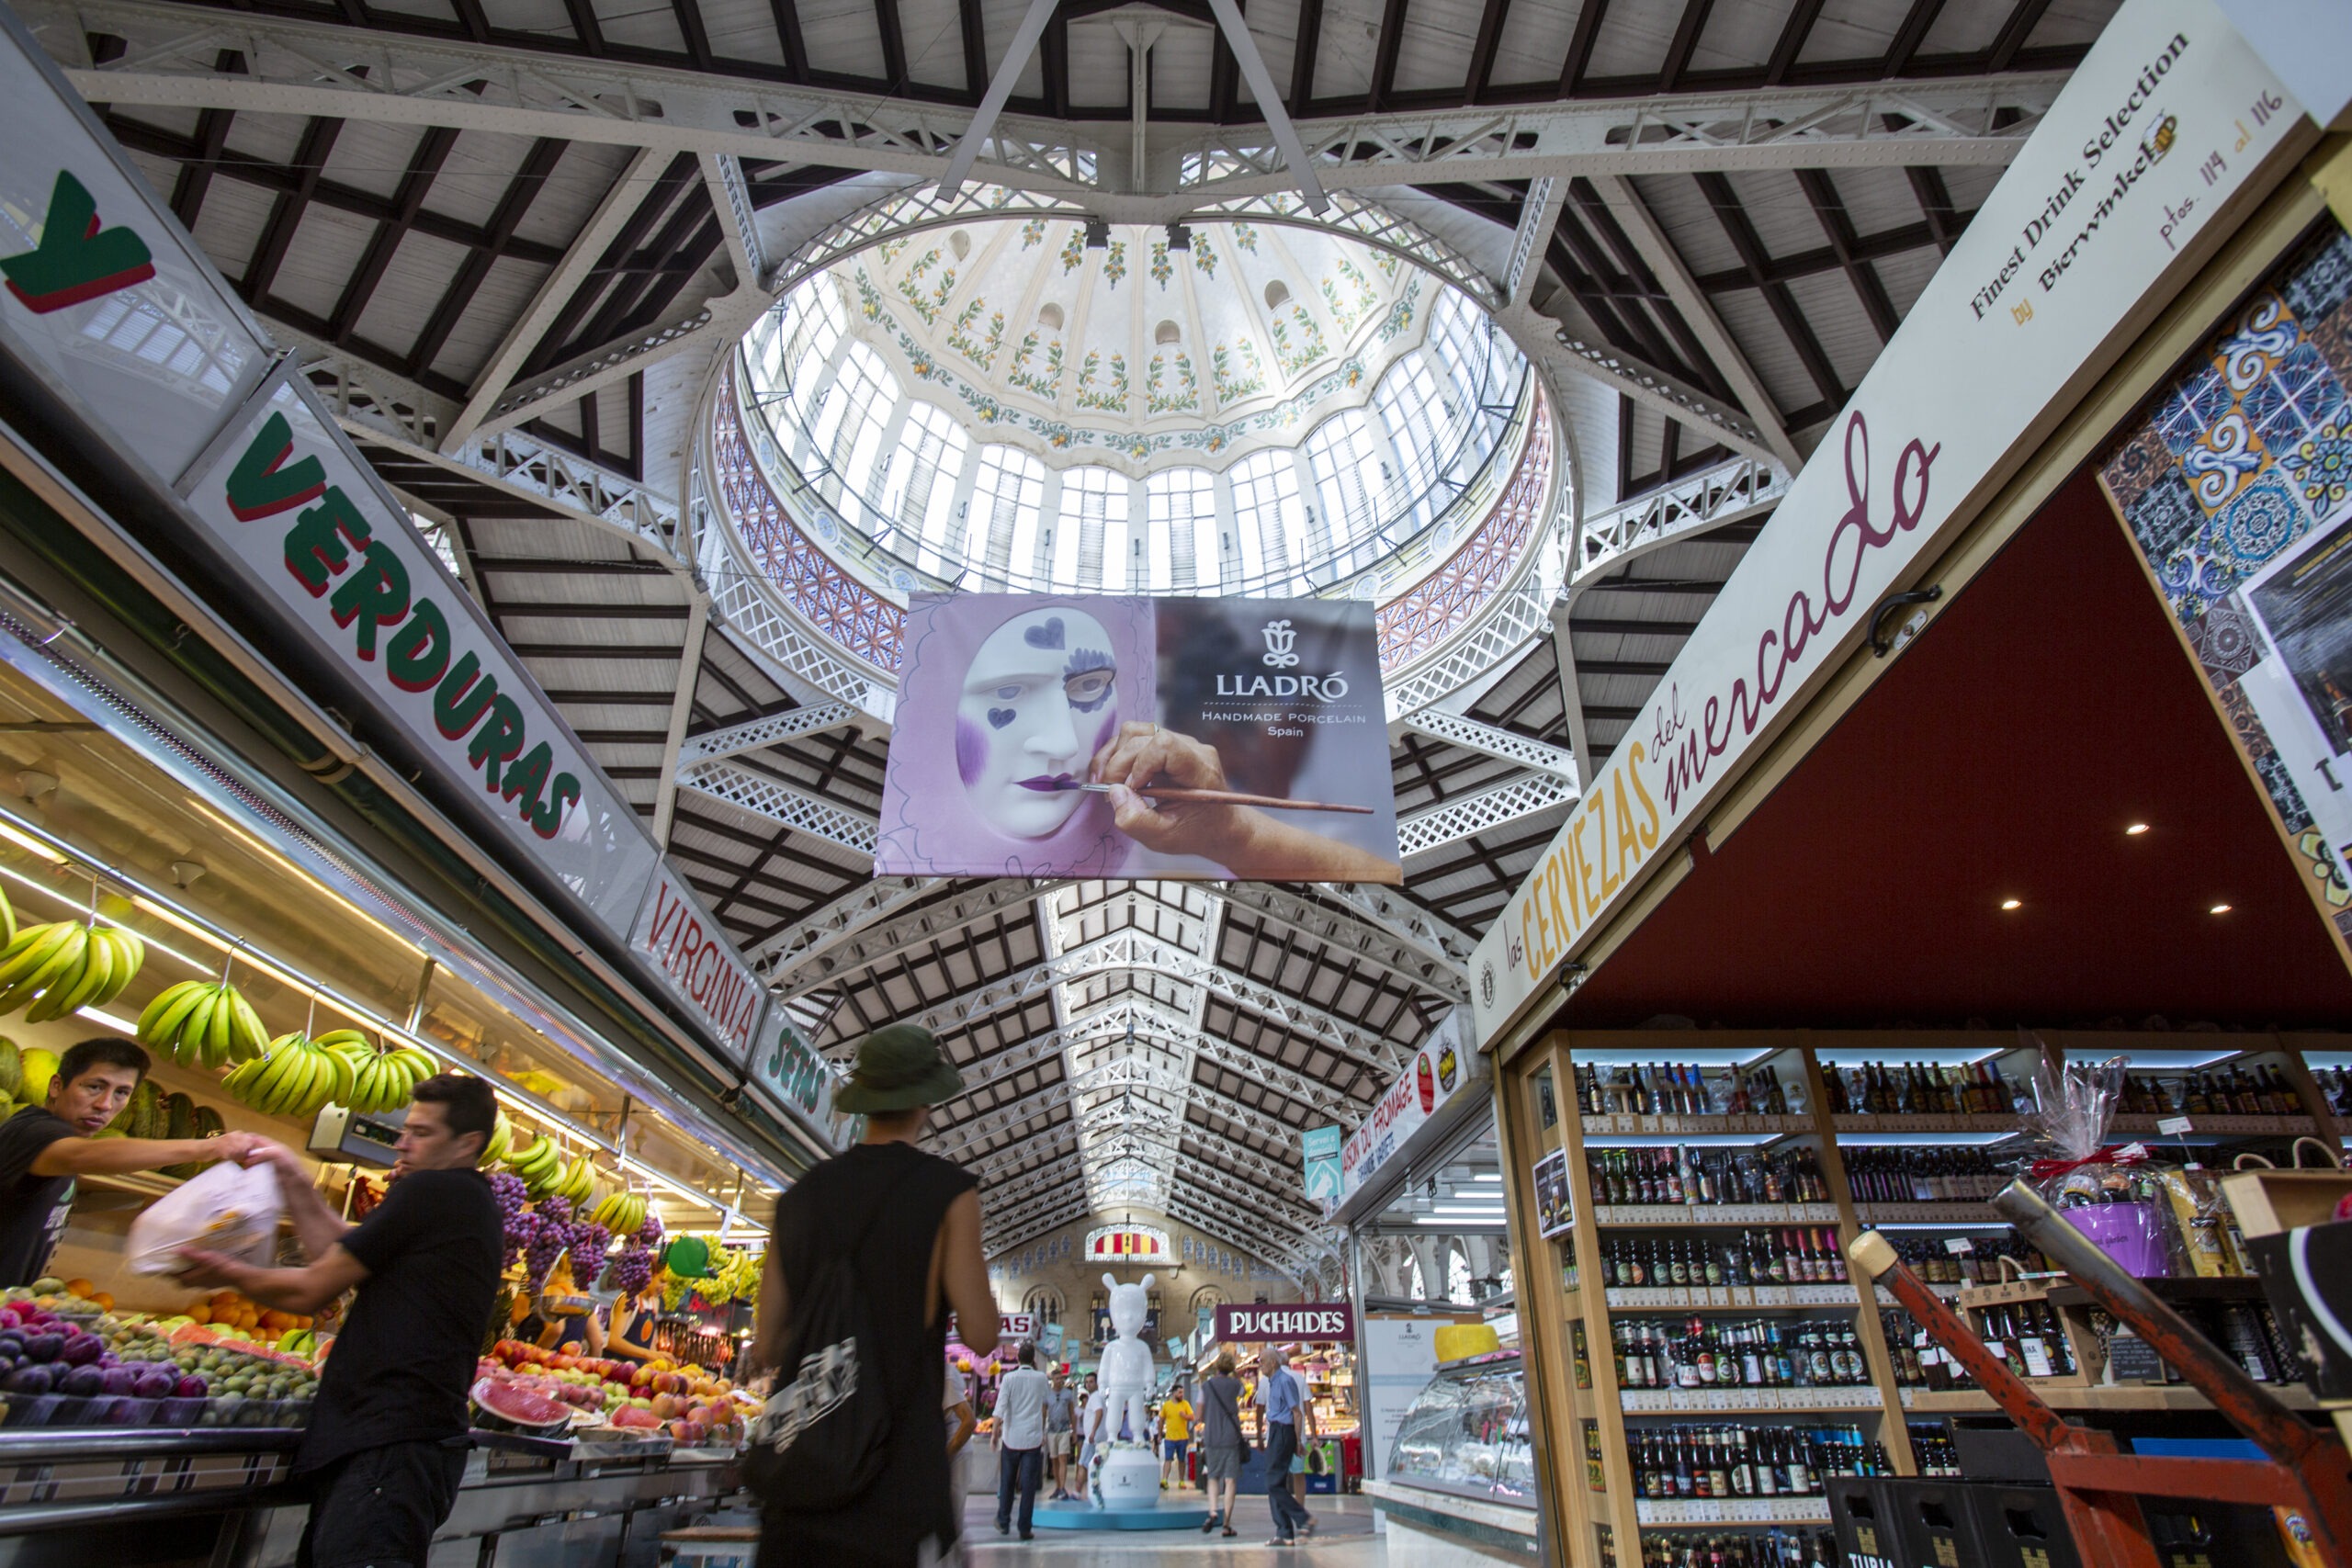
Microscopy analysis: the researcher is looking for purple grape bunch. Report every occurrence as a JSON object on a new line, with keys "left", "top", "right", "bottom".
{"left": 537, "top": 1195, "right": 573, "bottom": 1229}
{"left": 571, "top": 1222, "right": 611, "bottom": 1274}
{"left": 492, "top": 1174, "right": 536, "bottom": 1269}
{"left": 602, "top": 1246, "right": 654, "bottom": 1298}
{"left": 521, "top": 1209, "right": 567, "bottom": 1289}
{"left": 635, "top": 1213, "right": 663, "bottom": 1250}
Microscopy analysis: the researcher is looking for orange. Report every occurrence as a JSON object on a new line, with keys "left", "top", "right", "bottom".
{"left": 64, "top": 1280, "right": 95, "bottom": 1299}
{"left": 186, "top": 1305, "right": 211, "bottom": 1324}
{"left": 90, "top": 1292, "right": 113, "bottom": 1312}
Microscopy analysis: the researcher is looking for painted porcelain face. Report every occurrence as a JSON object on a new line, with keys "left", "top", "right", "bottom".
{"left": 956, "top": 607, "right": 1119, "bottom": 838}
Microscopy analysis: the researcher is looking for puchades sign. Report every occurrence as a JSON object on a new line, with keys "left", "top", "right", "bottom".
{"left": 175, "top": 368, "right": 661, "bottom": 933}
{"left": 1468, "top": 0, "right": 2311, "bottom": 1051}
{"left": 1215, "top": 1303, "right": 1356, "bottom": 1343}
{"left": 875, "top": 594, "right": 1400, "bottom": 882}
{"left": 2098, "top": 222, "right": 2352, "bottom": 957}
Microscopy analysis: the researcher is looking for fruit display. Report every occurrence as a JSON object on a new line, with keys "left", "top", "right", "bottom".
{"left": 0, "top": 919, "right": 143, "bottom": 1022}
{"left": 500, "top": 1131, "right": 600, "bottom": 1203}
{"left": 221, "top": 1032, "right": 350, "bottom": 1120}
{"left": 589, "top": 1189, "right": 649, "bottom": 1237}
{"left": 482, "top": 1338, "right": 748, "bottom": 1448}
{"left": 0, "top": 1283, "right": 319, "bottom": 1429}
{"left": 136, "top": 979, "right": 267, "bottom": 1069}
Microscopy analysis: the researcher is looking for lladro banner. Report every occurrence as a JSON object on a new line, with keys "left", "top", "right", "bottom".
{"left": 1470, "top": 0, "right": 2310, "bottom": 1050}
{"left": 876, "top": 594, "right": 1400, "bottom": 881}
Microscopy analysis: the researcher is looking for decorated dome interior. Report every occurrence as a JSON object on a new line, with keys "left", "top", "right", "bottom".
{"left": 741, "top": 214, "right": 1532, "bottom": 602}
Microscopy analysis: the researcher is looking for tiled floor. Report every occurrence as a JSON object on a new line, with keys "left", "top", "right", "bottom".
{"left": 955, "top": 1485, "right": 1385, "bottom": 1562}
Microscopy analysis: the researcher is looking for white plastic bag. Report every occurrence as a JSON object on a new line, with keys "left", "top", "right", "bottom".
{"left": 124, "top": 1158, "right": 282, "bottom": 1276}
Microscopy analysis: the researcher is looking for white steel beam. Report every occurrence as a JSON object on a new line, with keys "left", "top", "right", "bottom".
{"left": 1397, "top": 770, "right": 1578, "bottom": 857}
{"left": 1308, "top": 882, "right": 1477, "bottom": 967}
{"left": 1502, "top": 175, "right": 1566, "bottom": 309}
{"left": 775, "top": 879, "right": 1073, "bottom": 999}
{"left": 1399, "top": 711, "right": 1580, "bottom": 781}
{"left": 447, "top": 147, "right": 660, "bottom": 449}
{"left": 1593, "top": 175, "right": 1803, "bottom": 469}
{"left": 650, "top": 595, "right": 710, "bottom": 848}
{"left": 1212, "top": 883, "right": 1468, "bottom": 1003}
{"left": 1566, "top": 452, "right": 1792, "bottom": 602}
{"left": 37, "top": 6, "right": 2056, "bottom": 202}
{"left": 935, "top": 0, "right": 1062, "bottom": 200}
{"left": 676, "top": 703, "right": 858, "bottom": 765}
{"left": 1201, "top": 0, "right": 1328, "bottom": 213}
{"left": 675, "top": 757, "right": 879, "bottom": 854}
{"left": 743, "top": 874, "right": 939, "bottom": 972}
{"left": 702, "top": 152, "right": 770, "bottom": 288}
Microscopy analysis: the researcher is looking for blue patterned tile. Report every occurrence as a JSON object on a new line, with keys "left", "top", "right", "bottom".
{"left": 2244, "top": 342, "right": 2346, "bottom": 452}
{"left": 2282, "top": 229, "right": 2352, "bottom": 323}
{"left": 2278, "top": 413, "right": 2352, "bottom": 520}
{"left": 2126, "top": 471, "right": 2200, "bottom": 563}
{"left": 2203, "top": 475, "right": 2310, "bottom": 581}
{"left": 2184, "top": 593, "right": 2267, "bottom": 689}
{"left": 2155, "top": 366, "right": 2231, "bottom": 455}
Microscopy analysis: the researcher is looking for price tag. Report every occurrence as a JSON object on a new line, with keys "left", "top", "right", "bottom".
{"left": 2119, "top": 1142, "right": 2150, "bottom": 1160}
{"left": 2157, "top": 1116, "right": 2194, "bottom": 1135}
{"left": 2019, "top": 1337, "right": 2053, "bottom": 1378}
{"left": 1946, "top": 1237, "right": 1975, "bottom": 1255}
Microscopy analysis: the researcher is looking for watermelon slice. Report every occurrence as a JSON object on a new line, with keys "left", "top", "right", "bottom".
{"left": 471, "top": 1377, "right": 573, "bottom": 1433}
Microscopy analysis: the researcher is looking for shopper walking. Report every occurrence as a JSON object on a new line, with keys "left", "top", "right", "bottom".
{"left": 1044, "top": 1369, "right": 1078, "bottom": 1500}
{"left": 175, "top": 1073, "right": 501, "bottom": 1568}
{"left": 1196, "top": 1353, "right": 1245, "bottom": 1538}
{"left": 1159, "top": 1376, "right": 1193, "bottom": 1489}
{"left": 992, "top": 1343, "right": 1048, "bottom": 1540}
{"left": 0, "top": 1038, "right": 263, "bottom": 1286}
{"left": 944, "top": 1373, "right": 977, "bottom": 1529}
{"left": 748, "top": 1024, "right": 997, "bottom": 1568}
{"left": 1258, "top": 1347, "right": 1317, "bottom": 1546}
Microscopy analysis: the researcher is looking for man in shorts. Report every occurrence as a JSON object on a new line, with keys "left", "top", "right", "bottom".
{"left": 1044, "top": 1369, "right": 1078, "bottom": 1500}
{"left": 1158, "top": 1376, "right": 1193, "bottom": 1489}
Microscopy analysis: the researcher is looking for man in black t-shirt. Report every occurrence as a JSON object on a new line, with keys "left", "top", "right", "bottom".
{"left": 0, "top": 1038, "right": 264, "bottom": 1287}
{"left": 177, "top": 1072, "right": 501, "bottom": 1568}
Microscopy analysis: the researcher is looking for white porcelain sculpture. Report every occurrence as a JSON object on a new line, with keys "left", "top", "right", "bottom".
{"left": 1091, "top": 1270, "right": 1160, "bottom": 1507}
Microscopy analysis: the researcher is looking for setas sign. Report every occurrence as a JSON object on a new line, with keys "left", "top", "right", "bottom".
{"left": 1215, "top": 1303, "right": 1355, "bottom": 1343}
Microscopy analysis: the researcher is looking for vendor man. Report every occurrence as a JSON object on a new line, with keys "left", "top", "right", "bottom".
{"left": 0, "top": 1038, "right": 264, "bottom": 1287}
{"left": 177, "top": 1073, "right": 502, "bottom": 1568}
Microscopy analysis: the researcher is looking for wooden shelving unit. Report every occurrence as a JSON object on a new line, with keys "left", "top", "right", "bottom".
{"left": 1494, "top": 1027, "right": 2350, "bottom": 1567}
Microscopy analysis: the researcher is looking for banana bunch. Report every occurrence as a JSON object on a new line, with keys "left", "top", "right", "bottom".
{"left": 591, "top": 1190, "right": 649, "bottom": 1237}
{"left": 482, "top": 1113, "right": 514, "bottom": 1167}
{"left": 502, "top": 1131, "right": 565, "bottom": 1198}
{"left": 137, "top": 980, "right": 267, "bottom": 1069}
{"left": 316, "top": 1031, "right": 435, "bottom": 1113}
{"left": 223, "top": 1032, "right": 348, "bottom": 1120}
{"left": 0, "top": 920, "right": 144, "bottom": 1022}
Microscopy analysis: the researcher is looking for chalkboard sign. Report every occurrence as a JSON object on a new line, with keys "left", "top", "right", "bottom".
{"left": 2106, "top": 1329, "right": 2167, "bottom": 1383}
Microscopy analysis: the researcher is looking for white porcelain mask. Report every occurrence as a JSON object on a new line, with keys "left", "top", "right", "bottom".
{"left": 956, "top": 607, "right": 1119, "bottom": 838}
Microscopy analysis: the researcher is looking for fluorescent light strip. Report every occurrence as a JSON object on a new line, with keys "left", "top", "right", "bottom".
{"left": 1585, "top": 1134, "right": 1784, "bottom": 1148}
{"left": 1835, "top": 1133, "right": 2018, "bottom": 1147}
{"left": 0, "top": 806, "right": 762, "bottom": 1234}
{"left": 2060, "top": 1047, "right": 2239, "bottom": 1069}
{"left": 1814, "top": 1048, "right": 2009, "bottom": 1067}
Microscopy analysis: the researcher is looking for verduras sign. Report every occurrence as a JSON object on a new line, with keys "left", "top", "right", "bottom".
{"left": 1215, "top": 1303, "right": 1356, "bottom": 1342}
{"left": 1469, "top": 0, "right": 2308, "bottom": 1050}
{"left": 175, "top": 371, "right": 659, "bottom": 935}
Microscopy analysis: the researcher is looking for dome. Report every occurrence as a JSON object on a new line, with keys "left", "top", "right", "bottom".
{"left": 737, "top": 207, "right": 1533, "bottom": 604}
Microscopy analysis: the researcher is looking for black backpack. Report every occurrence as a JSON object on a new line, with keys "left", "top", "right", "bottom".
{"left": 745, "top": 1168, "right": 914, "bottom": 1510}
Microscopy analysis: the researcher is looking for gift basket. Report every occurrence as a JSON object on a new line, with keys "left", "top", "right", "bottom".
{"left": 2018, "top": 1053, "right": 2178, "bottom": 1278}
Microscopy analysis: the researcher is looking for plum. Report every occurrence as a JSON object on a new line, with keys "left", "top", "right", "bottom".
{"left": 174, "top": 1375, "right": 209, "bottom": 1399}
{"left": 21, "top": 1334, "right": 62, "bottom": 1364}
{"left": 60, "top": 1365, "right": 103, "bottom": 1397}
{"left": 4, "top": 1364, "right": 53, "bottom": 1395}
{"left": 100, "top": 1365, "right": 139, "bottom": 1397}
{"left": 130, "top": 1367, "right": 175, "bottom": 1402}
{"left": 59, "top": 1333, "right": 101, "bottom": 1368}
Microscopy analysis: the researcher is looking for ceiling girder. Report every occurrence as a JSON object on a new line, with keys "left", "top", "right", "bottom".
{"left": 1397, "top": 770, "right": 1578, "bottom": 858}
{"left": 677, "top": 703, "right": 858, "bottom": 765}
{"left": 675, "top": 756, "right": 879, "bottom": 853}
{"left": 1566, "top": 452, "right": 1793, "bottom": 605}
{"left": 775, "top": 878, "right": 1070, "bottom": 998}
{"left": 743, "top": 874, "right": 938, "bottom": 972}
{"left": 1216, "top": 884, "right": 1468, "bottom": 1003}
{"left": 1397, "top": 711, "right": 1579, "bottom": 782}
{"left": 40, "top": 4, "right": 2058, "bottom": 209}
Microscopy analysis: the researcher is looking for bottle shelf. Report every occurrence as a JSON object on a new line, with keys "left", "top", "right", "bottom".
{"left": 1583, "top": 1112, "right": 1814, "bottom": 1136}
{"left": 1594, "top": 1203, "right": 1842, "bottom": 1227}
{"left": 1634, "top": 1498, "right": 1836, "bottom": 1528}
{"left": 1852, "top": 1202, "right": 2002, "bottom": 1226}
{"left": 1874, "top": 1282, "right": 1966, "bottom": 1304}
{"left": 1895, "top": 1382, "right": 2319, "bottom": 1413}
{"left": 1829, "top": 1114, "right": 2021, "bottom": 1134}
{"left": 1604, "top": 1285, "right": 1859, "bottom": 1311}
{"left": 2107, "top": 1112, "right": 2316, "bottom": 1135}
{"left": 1620, "top": 1386, "right": 1883, "bottom": 1414}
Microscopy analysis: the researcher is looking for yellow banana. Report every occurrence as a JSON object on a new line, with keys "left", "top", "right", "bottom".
{"left": 174, "top": 989, "right": 218, "bottom": 1067}
{"left": 94, "top": 928, "right": 141, "bottom": 1004}
{"left": 0, "top": 921, "right": 73, "bottom": 994}
{"left": 34, "top": 927, "right": 109, "bottom": 1022}
{"left": 228, "top": 991, "right": 268, "bottom": 1064}
{"left": 140, "top": 981, "right": 207, "bottom": 1049}
{"left": 0, "top": 923, "right": 81, "bottom": 1014}
{"left": 18, "top": 926, "right": 90, "bottom": 1021}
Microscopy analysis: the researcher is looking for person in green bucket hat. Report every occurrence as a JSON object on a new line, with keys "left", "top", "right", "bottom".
{"left": 749, "top": 1023, "right": 1001, "bottom": 1567}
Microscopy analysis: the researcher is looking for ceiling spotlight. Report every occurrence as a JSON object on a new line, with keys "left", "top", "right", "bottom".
{"left": 1084, "top": 218, "right": 1110, "bottom": 250}
{"left": 1166, "top": 223, "right": 1192, "bottom": 252}
{"left": 2000, "top": 898, "right": 2022, "bottom": 911}
{"left": 2210, "top": 903, "right": 2233, "bottom": 915}
{"left": 2126, "top": 823, "right": 2151, "bottom": 836}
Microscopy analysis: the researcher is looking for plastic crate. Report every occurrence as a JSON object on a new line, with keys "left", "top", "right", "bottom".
{"left": 1829, "top": 1476, "right": 1898, "bottom": 1568}
{"left": 1967, "top": 1483, "right": 2082, "bottom": 1568}
{"left": 1887, "top": 1477, "right": 1989, "bottom": 1568}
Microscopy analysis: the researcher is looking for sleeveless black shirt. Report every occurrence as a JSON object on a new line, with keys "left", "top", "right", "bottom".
{"left": 762, "top": 1140, "right": 978, "bottom": 1564}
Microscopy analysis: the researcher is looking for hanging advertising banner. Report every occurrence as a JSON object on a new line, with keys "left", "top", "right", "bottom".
{"left": 2098, "top": 223, "right": 2352, "bottom": 955}
{"left": 876, "top": 593, "right": 1399, "bottom": 882}
{"left": 1302, "top": 1125, "right": 1344, "bottom": 1205}
{"left": 1339, "top": 1014, "right": 1475, "bottom": 1204}
{"left": 1215, "top": 1303, "right": 1356, "bottom": 1342}
{"left": 175, "top": 369, "right": 662, "bottom": 934}
{"left": 1470, "top": 0, "right": 2312, "bottom": 1050}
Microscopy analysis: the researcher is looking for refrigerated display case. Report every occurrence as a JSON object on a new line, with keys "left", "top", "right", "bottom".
{"left": 1365, "top": 1351, "right": 1541, "bottom": 1558}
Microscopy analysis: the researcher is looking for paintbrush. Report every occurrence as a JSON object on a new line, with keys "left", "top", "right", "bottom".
{"left": 1017, "top": 777, "right": 1374, "bottom": 814}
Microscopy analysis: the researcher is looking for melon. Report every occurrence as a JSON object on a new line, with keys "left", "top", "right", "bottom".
{"left": 471, "top": 1377, "right": 572, "bottom": 1433}
{"left": 609, "top": 1406, "right": 662, "bottom": 1431}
